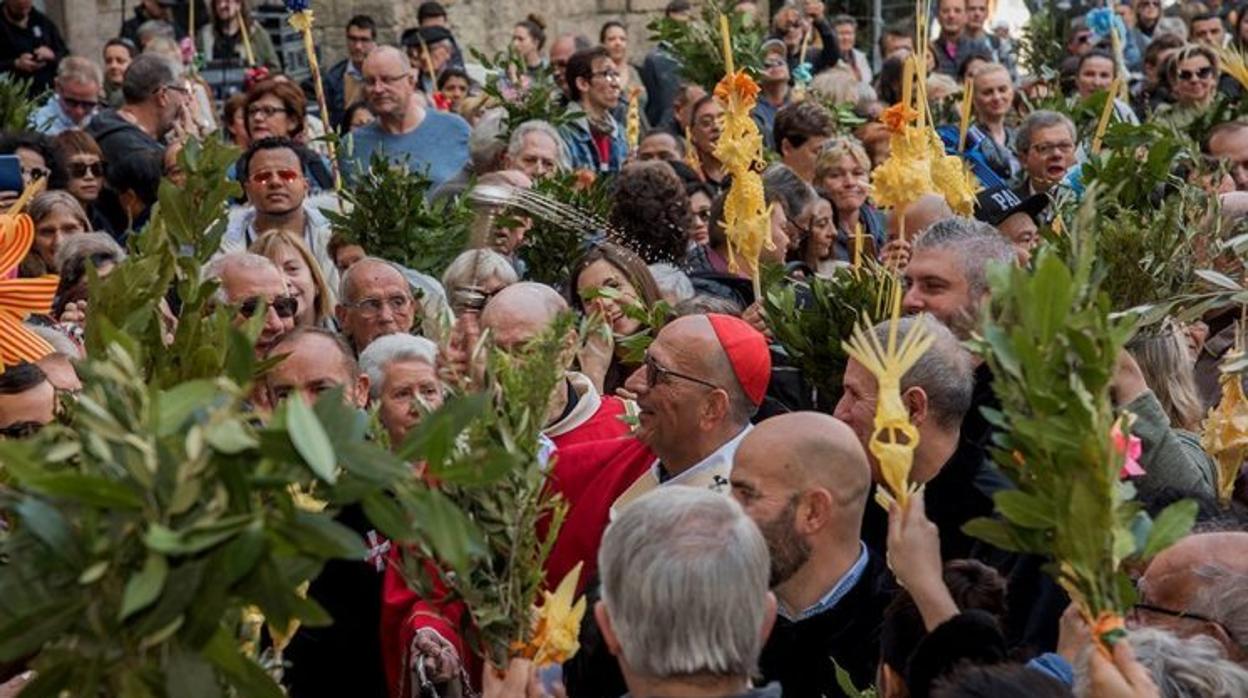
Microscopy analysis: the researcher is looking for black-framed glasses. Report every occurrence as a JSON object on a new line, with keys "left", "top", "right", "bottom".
{"left": 1178, "top": 66, "right": 1215, "bottom": 82}
{"left": 591, "top": 69, "right": 622, "bottom": 82}
{"left": 247, "top": 105, "right": 290, "bottom": 119}
{"left": 344, "top": 294, "right": 412, "bottom": 317}
{"left": 22, "top": 166, "right": 50, "bottom": 181}
{"left": 162, "top": 83, "right": 190, "bottom": 95}
{"left": 1129, "top": 602, "right": 1234, "bottom": 640}
{"left": 239, "top": 294, "right": 298, "bottom": 319}
{"left": 785, "top": 214, "right": 813, "bottom": 243}
{"left": 691, "top": 208, "right": 712, "bottom": 222}
{"left": 643, "top": 353, "right": 720, "bottom": 391}
{"left": 68, "top": 161, "right": 105, "bottom": 178}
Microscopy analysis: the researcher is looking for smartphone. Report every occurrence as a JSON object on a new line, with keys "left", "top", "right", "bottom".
{"left": 0, "top": 155, "right": 22, "bottom": 194}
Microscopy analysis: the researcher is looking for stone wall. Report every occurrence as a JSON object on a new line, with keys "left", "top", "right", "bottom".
{"left": 52, "top": 0, "right": 719, "bottom": 77}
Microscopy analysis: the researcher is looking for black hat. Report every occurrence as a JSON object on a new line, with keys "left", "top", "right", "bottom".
{"left": 417, "top": 1, "right": 447, "bottom": 21}
{"left": 402, "top": 25, "right": 453, "bottom": 48}
{"left": 973, "top": 186, "right": 1048, "bottom": 227}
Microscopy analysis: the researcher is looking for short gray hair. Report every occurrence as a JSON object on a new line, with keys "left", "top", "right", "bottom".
{"left": 1075, "top": 627, "right": 1248, "bottom": 698}
{"left": 648, "top": 263, "right": 695, "bottom": 304}
{"left": 358, "top": 334, "right": 439, "bottom": 400}
{"left": 871, "top": 315, "right": 973, "bottom": 430}
{"left": 1187, "top": 563, "right": 1248, "bottom": 656}
{"left": 55, "top": 232, "right": 125, "bottom": 282}
{"left": 762, "top": 163, "right": 816, "bottom": 218}
{"left": 27, "top": 190, "right": 89, "bottom": 230}
{"left": 507, "top": 120, "right": 571, "bottom": 172}
{"left": 56, "top": 56, "right": 102, "bottom": 87}
{"left": 122, "top": 53, "right": 180, "bottom": 103}
{"left": 913, "top": 216, "right": 1016, "bottom": 299}
{"left": 599, "top": 487, "right": 771, "bottom": 681}
{"left": 441, "top": 249, "right": 518, "bottom": 293}
{"left": 1016, "top": 110, "right": 1076, "bottom": 156}
{"left": 204, "top": 252, "right": 281, "bottom": 304}
{"left": 469, "top": 109, "right": 508, "bottom": 172}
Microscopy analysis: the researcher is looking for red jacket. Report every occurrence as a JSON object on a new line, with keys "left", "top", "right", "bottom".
{"left": 544, "top": 437, "right": 655, "bottom": 591}
{"left": 548, "top": 394, "right": 631, "bottom": 451}
{"left": 379, "top": 548, "right": 479, "bottom": 698}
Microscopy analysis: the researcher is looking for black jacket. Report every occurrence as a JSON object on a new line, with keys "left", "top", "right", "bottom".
{"left": 758, "top": 550, "right": 895, "bottom": 697}
{"left": 85, "top": 109, "right": 165, "bottom": 195}
{"left": 0, "top": 7, "right": 68, "bottom": 96}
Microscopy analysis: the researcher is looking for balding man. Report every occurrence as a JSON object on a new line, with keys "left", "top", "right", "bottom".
{"left": 336, "top": 257, "right": 416, "bottom": 354}
{"left": 346, "top": 45, "right": 470, "bottom": 189}
{"left": 885, "top": 193, "right": 955, "bottom": 252}
{"left": 264, "top": 327, "right": 369, "bottom": 409}
{"left": 479, "top": 282, "right": 631, "bottom": 448}
{"left": 1208, "top": 121, "right": 1248, "bottom": 192}
{"left": 204, "top": 252, "right": 297, "bottom": 357}
{"left": 546, "top": 313, "right": 771, "bottom": 588}
{"left": 732, "top": 412, "right": 894, "bottom": 696}
{"left": 1135, "top": 532, "right": 1248, "bottom": 664}
{"left": 273, "top": 329, "right": 390, "bottom": 698}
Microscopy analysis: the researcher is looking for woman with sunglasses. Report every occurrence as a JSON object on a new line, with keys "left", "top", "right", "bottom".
{"left": 1156, "top": 44, "right": 1220, "bottom": 130}
{"left": 52, "top": 130, "right": 114, "bottom": 237}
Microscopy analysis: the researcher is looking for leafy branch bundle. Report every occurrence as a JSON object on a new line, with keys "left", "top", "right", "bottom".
{"left": 0, "top": 74, "right": 42, "bottom": 132}
{"left": 510, "top": 171, "right": 612, "bottom": 289}
{"left": 0, "top": 137, "right": 482, "bottom": 695}
{"left": 967, "top": 241, "right": 1196, "bottom": 636}
{"left": 324, "top": 151, "right": 475, "bottom": 278}
{"left": 396, "top": 314, "right": 575, "bottom": 667}
{"left": 647, "top": 0, "right": 764, "bottom": 92}
{"left": 762, "top": 262, "right": 899, "bottom": 410}
{"left": 471, "top": 50, "right": 573, "bottom": 140}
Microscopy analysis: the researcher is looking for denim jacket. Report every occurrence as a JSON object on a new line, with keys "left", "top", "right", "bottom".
{"left": 558, "top": 103, "right": 628, "bottom": 174}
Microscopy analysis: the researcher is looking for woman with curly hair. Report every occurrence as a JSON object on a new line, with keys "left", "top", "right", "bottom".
{"left": 607, "top": 161, "right": 692, "bottom": 265}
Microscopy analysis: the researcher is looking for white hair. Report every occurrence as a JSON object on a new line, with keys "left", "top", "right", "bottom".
{"left": 441, "top": 249, "right": 519, "bottom": 293}
{"left": 26, "top": 324, "right": 81, "bottom": 359}
{"left": 506, "top": 120, "right": 571, "bottom": 172}
{"left": 203, "top": 252, "right": 280, "bottom": 304}
{"left": 648, "top": 263, "right": 694, "bottom": 304}
{"left": 358, "top": 334, "right": 439, "bottom": 400}
{"left": 599, "top": 487, "right": 771, "bottom": 681}
{"left": 469, "top": 108, "right": 508, "bottom": 172}
{"left": 1075, "top": 627, "right": 1248, "bottom": 698}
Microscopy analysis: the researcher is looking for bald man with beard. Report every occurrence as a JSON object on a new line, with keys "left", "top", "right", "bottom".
{"left": 731, "top": 412, "right": 895, "bottom": 696}
{"left": 478, "top": 282, "right": 631, "bottom": 449}
{"left": 1134, "top": 532, "right": 1248, "bottom": 664}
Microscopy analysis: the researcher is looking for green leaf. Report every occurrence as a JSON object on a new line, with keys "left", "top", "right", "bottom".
{"left": 993, "top": 490, "right": 1056, "bottom": 530}
{"left": 961, "top": 517, "right": 1028, "bottom": 553}
{"left": 78, "top": 560, "right": 110, "bottom": 585}
{"left": 1142, "top": 499, "right": 1198, "bottom": 559}
{"left": 14, "top": 497, "right": 83, "bottom": 567}
{"left": 155, "top": 380, "right": 219, "bottom": 435}
{"left": 0, "top": 602, "right": 83, "bottom": 661}
{"left": 164, "top": 649, "right": 222, "bottom": 698}
{"left": 1195, "top": 269, "right": 1243, "bottom": 292}
{"left": 204, "top": 419, "right": 258, "bottom": 454}
{"left": 276, "top": 512, "right": 366, "bottom": 560}
{"left": 201, "top": 628, "right": 285, "bottom": 698}
{"left": 286, "top": 395, "right": 338, "bottom": 485}
{"left": 120, "top": 553, "right": 169, "bottom": 620}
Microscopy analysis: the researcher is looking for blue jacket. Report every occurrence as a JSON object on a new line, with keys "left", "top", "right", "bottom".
{"left": 558, "top": 104, "right": 628, "bottom": 174}
{"left": 935, "top": 124, "right": 1008, "bottom": 189}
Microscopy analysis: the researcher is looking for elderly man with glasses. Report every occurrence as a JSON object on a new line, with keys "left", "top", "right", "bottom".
{"left": 204, "top": 252, "right": 298, "bottom": 359}
{"left": 335, "top": 257, "right": 418, "bottom": 355}
{"left": 545, "top": 313, "right": 771, "bottom": 589}
{"left": 343, "top": 45, "right": 470, "bottom": 190}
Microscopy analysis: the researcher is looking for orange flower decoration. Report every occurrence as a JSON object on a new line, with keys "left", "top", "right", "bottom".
{"left": 881, "top": 103, "right": 920, "bottom": 133}
{"left": 0, "top": 213, "right": 58, "bottom": 368}
{"left": 714, "top": 70, "right": 760, "bottom": 105}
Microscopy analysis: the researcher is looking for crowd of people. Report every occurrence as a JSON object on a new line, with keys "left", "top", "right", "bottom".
{"left": 5, "top": 0, "right": 1248, "bottom": 696}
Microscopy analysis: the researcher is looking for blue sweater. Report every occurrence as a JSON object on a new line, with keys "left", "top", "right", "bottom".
{"left": 344, "top": 110, "right": 470, "bottom": 189}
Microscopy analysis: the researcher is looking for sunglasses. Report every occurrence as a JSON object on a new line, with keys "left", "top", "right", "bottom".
{"left": 238, "top": 294, "right": 298, "bottom": 319}
{"left": 62, "top": 96, "right": 100, "bottom": 110}
{"left": 23, "top": 167, "right": 50, "bottom": 181}
{"left": 1178, "top": 66, "right": 1215, "bottom": 81}
{"left": 68, "top": 161, "right": 105, "bottom": 178}
{"left": 249, "top": 168, "right": 302, "bottom": 185}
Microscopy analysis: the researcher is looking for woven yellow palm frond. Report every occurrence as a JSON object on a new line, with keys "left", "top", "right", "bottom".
{"left": 842, "top": 313, "right": 936, "bottom": 509}
{"left": 1216, "top": 45, "right": 1248, "bottom": 91}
